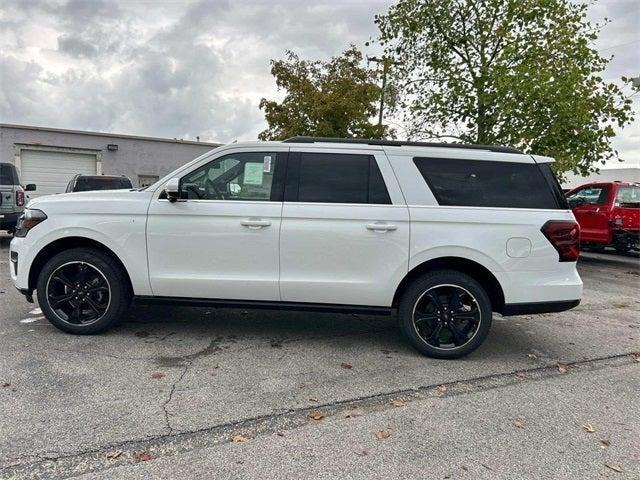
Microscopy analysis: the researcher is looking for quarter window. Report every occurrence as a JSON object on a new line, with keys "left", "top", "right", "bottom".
{"left": 294, "top": 153, "right": 391, "bottom": 204}
{"left": 180, "top": 152, "right": 280, "bottom": 201}
{"left": 413, "top": 157, "right": 561, "bottom": 209}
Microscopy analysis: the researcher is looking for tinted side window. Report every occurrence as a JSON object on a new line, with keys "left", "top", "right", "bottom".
{"left": 413, "top": 157, "right": 560, "bottom": 209}
{"left": 296, "top": 153, "right": 391, "bottom": 204}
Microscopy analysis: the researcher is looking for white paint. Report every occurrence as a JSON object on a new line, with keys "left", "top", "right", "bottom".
{"left": 9, "top": 140, "right": 583, "bottom": 310}
{"left": 29, "top": 308, "right": 42, "bottom": 315}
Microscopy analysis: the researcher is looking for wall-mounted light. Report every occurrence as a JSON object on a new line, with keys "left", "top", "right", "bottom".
{"left": 107, "top": 144, "right": 118, "bottom": 151}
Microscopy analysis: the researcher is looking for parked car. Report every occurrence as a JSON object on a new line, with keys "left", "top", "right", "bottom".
{"left": 9, "top": 137, "right": 582, "bottom": 358}
{"left": 566, "top": 181, "right": 640, "bottom": 253}
{"left": 0, "top": 162, "right": 36, "bottom": 233}
{"left": 65, "top": 174, "right": 133, "bottom": 193}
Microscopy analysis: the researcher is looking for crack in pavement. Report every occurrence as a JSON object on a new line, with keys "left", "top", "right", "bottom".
{"left": 161, "top": 362, "right": 191, "bottom": 435}
{"left": 1, "top": 352, "right": 638, "bottom": 480}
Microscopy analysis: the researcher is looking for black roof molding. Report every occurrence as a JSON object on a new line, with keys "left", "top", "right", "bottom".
{"left": 282, "top": 136, "right": 522, "bottom": 154}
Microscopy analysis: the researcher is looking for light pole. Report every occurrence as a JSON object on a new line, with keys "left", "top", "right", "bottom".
{"left": 367, "top": 56, "right": 396, "bottom": 128}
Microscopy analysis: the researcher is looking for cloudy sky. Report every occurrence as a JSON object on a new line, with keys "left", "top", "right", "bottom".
{"left": 0, "top": 0, "right": 638, "bottom": 165}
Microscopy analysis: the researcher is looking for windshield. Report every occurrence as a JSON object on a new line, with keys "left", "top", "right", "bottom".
{"left": 74, "top": 177, "right": 132, "bottom": 192}
{"left": 616, "top": 185, "right": 640, "bottom": 206}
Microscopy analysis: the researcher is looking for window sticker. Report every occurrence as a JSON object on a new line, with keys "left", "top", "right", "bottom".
{"left": 244, "top": 162, "right": 264, "bottom": 185}
{"left": 263, "top": 155, "right": 272, "bottom": 173}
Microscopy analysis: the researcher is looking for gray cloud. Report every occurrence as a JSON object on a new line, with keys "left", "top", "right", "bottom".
{"left": 0, "top": 0, "right": 637, "bottom": 164}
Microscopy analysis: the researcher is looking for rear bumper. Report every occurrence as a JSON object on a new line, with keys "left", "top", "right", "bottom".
{"left": 501, "top": 299, "right": 580, "bottom": 316}
{"left": 0, "top": 212, "right": 19, "bottom": 230}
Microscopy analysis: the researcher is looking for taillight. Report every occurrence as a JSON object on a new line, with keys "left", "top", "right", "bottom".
{"left": 541, "top": 220, "right": 580, "bottom": 262}
{"left": 16, "top": 190, "right": 25, "bottom": 207}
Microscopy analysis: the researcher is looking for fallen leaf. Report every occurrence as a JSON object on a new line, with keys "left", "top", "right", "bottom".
{"left": 1, "top": 382, "right": 10, "bottom": 388}
{"left": 150, "top": 372, "right": 165, "bottom": 380}
{"left": 631, "top": 352, "right": 640, "bottom": 362}
{"left": 106, "top": 451, "right": 122, "bottom": 460}
{"left": 391, "top": 400, "right": 406, "bottom": 407}
{"left": 355, "top": 450, "right": 369, "bottom": 456}
{"left": 309, "top": 397, "right": 318, "bottom": 403}
{"left": 231, "top": 434, "right": 248, "bottom": 443}
{"left": 276, "top": 432, "right": 285, "bottom": 437}
{"left": 515, "top": 372, "right": 527, "bottom": 379}
{"left": 582, "top": 424, "right": 595, "bottom": 433}
{"left": 340, "top": 362, "right": 353, "bottom": 369}
{"left": 308, "top": 411, "right": 325, "bottom": 421}
{"left": 557, "top": 363, "right": 569, "bottom": 374}
{"left": 513, "top": 419, "right": 526, "bottom": 429}
{"left": 133, "top": 451, "right": 154, "bottom": 462}
{"left": 375, "top": 430, "right": 391, "bottom": 440}
{"left": 600, "top": 439, "right": 611, "bottom": 448}
{"left": 435, "top": 385, "right": 448, "bottom": 393}
{"left": 605, "top": 464, "right": 623, "bottom": 473}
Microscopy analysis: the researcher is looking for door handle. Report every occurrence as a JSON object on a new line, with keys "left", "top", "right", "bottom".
{"left": 241, "top": 219, "right": 271, "bottom": 229}
{"left": 366, "top": 222, "right": 397, "bottom": 232}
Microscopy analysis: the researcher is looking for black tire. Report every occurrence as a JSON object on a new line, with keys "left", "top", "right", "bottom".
{"left": 36, "top": 248, "right": 131, "bottom": 334}
{"left": 398, "top": 270, "right": 492, "bottom": 359}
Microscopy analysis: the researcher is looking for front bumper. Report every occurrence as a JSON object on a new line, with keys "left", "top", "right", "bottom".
{"left": 0, "top": 212, "right": 19, "bottom": 230}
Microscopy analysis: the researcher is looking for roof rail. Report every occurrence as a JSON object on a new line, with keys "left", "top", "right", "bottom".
{"left": 282, "top": 136, "right": 522, "bottom": 154}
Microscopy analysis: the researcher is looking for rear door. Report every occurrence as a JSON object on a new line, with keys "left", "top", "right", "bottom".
{"left": 279, "top": 149, "right": 409, "bottom": 307}
{"left": 0, "top": 163, "right": 18, "bottom": 218}
{"left": 567, "top": 184, "right": 612, "bottom": 243}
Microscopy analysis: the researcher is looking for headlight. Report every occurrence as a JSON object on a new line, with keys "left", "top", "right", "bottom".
{"left": 15, "top": 209, "right": 47, "bottom": 237}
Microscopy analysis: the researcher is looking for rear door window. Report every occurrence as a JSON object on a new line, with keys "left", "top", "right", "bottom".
{"left": 289, "top": 152, "right": 391, "bottom": 204}
{"left": 413, "top": 157, "right": 561, "bottom": 209}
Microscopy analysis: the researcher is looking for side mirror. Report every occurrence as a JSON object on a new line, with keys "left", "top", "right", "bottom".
{"left": 25, "top": 184, "right": 36, "bottom": 191}
{"left": 165, "top": 177, "right": 180, "bottom": 202}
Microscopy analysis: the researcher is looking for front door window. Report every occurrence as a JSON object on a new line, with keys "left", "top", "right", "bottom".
{"left": 180, "top": 152, "right": 279, "bottom": 201}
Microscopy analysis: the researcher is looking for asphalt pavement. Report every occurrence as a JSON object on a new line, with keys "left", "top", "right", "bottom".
{"left": 0, "top": 233, "right": 638, "bottom": 479}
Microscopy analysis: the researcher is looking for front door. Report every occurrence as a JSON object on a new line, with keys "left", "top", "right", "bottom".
{"left": 279, "top": 150, "right": 410, "bottom": 307}
{"left": 146, "top": 149, "right": 287, "bottom": 300}
{"left": 567, "top": 184, "right": 612, "bottom": 243}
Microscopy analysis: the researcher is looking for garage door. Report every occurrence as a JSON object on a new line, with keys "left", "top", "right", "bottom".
{"left": 20, "top": 150, "right": 97, "bottom": 198}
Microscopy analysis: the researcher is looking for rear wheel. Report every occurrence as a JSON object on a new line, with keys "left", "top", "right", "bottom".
{"left": 36, "top": 248, "right": 131, "bottom": 334}
{"left": 398, "top": 270, "right": 492, "bottom": 359}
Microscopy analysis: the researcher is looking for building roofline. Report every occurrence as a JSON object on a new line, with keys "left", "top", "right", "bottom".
{"left": 0, "top": 123, "right": 222, "bottom": 147}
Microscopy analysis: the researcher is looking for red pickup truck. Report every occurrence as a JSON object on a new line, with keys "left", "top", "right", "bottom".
{"left": 566, "top": 181, "right": 640, "bottom": 253}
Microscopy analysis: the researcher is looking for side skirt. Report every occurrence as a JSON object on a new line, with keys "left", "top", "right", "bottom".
{"left": 133, "top": 296, "right": 394, "bottom": 316}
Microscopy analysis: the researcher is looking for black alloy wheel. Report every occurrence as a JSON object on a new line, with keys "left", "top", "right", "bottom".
{"left": 398, "top": 270, "right": 493, "bottom": 359}
{"left": 46, "top": 261, "right": 111, "bottom": 325}
{"left": 37, "top": 247, "right": 131, "bottom": 334}
{"left": 412, "top": 284, "right": 481, "bottom": 349}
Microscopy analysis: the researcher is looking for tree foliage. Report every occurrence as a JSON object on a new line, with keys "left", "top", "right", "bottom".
{"left": 376, "top": 0, "right": 634, "bottom": 175}
{"left": 259, "top": 46, "right": 388, "bottom": 140}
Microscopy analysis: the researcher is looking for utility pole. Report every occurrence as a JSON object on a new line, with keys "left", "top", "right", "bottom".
{"left": 367, "top": 56, "right": 395, "bottom": 128}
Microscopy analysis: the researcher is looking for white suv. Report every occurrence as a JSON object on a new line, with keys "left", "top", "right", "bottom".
{"left": 9, "top": 137, "right": 582, "bottom": 358}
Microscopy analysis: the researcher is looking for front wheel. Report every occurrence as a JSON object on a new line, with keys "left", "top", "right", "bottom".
{"left": 398, "top": 270, "right": 492, "bottom": 359}
{"left": 36, "top": 248, "right": 131, "bottom": 334}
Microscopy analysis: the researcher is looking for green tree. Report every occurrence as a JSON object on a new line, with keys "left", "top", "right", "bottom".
{"left": 375, "top": 0, "right": 634, "bottom": 175}
{"left": 258, "top": 46, "right": 389, "bottom": 140}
